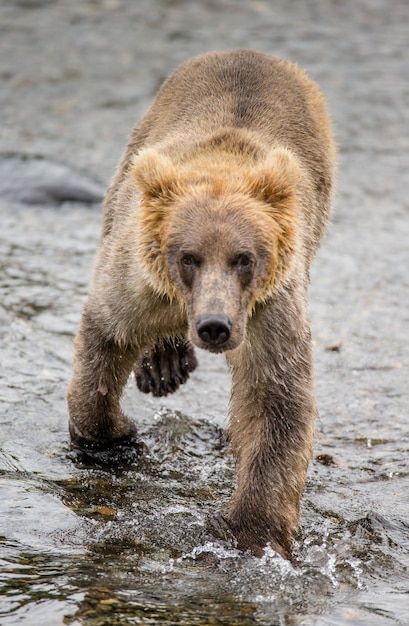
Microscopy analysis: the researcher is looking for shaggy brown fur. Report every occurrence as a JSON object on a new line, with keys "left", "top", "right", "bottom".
{"left": 67, "top": 49, "right": 336, "bottom": 558}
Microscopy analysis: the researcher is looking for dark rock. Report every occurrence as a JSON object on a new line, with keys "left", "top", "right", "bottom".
{"left": 0, "top": 154, "right": 104, "bottom": 206}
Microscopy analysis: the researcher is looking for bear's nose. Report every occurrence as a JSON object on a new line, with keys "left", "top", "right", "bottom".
{"left": 196, "top": 314, "right": 232, "bottom": 346}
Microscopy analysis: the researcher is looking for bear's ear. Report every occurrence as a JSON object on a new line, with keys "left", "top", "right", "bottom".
{"left": 248, "top": 147, "right": 300, "bottom": 207}
{"left": 248, "top": 148, "right": 300, "bottom": 290}
{"left": 132, "top": 148, "right": 178, "bottom": 202}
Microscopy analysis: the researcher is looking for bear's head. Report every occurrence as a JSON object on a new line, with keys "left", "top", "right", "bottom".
{"left": 132, "top": 144, "right": 300, "bottom": 353}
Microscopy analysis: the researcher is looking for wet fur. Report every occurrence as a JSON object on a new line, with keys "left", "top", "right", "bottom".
{"left": 68, "top": 50, "right": 336, "bottom": 558}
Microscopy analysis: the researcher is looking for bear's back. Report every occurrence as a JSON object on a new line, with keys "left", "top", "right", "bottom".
{"left": 133, "top": 50, "right": 332, "bottom": 161}
{"left": 104, "top": 50, "right": 335, "bottom": 243}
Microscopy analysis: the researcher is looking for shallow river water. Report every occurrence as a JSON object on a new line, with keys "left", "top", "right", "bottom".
{"left": 1, "top": 1, "right": 409, "bottom": 624}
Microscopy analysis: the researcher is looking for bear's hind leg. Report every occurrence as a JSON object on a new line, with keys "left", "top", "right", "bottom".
{"left": 134, "top": 339, "right": 197, "bottom": 397}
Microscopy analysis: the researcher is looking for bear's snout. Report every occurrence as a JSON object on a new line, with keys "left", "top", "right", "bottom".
{"left": 196, "top": 313, "right": 232, "bottom": 347}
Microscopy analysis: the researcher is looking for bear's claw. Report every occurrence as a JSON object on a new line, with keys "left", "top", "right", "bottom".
{"left": 134, "top": 339, "right": 198, "bottom": 397}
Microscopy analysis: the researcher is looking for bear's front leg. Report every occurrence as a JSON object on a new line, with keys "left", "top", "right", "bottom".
{"left": 67, "top": 307, "right": 139, "bottom": 449}
{"left": 226, "top": 301, "right": 316, "bottom": 559}
{"left": 134, "top": 339, "right": 197, "bottom": 397}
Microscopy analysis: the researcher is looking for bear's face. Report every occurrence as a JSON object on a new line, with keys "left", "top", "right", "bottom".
{"left": 132, "top": 146, "right": 300, "bottom": 353}
{"left": 164, "top": 195, "right": 276, "bottom": 353}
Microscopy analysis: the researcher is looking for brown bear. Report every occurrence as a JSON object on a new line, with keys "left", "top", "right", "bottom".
{"left": 67, "top": 49, "right": 336, "bottom": 559}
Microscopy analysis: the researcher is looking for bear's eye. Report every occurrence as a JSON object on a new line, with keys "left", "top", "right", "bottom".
{"left": 234, "top": 253, "right": 254, "bottom": 270}
{"left": 180, "top": 254, "right": 199, "bottom": 269}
